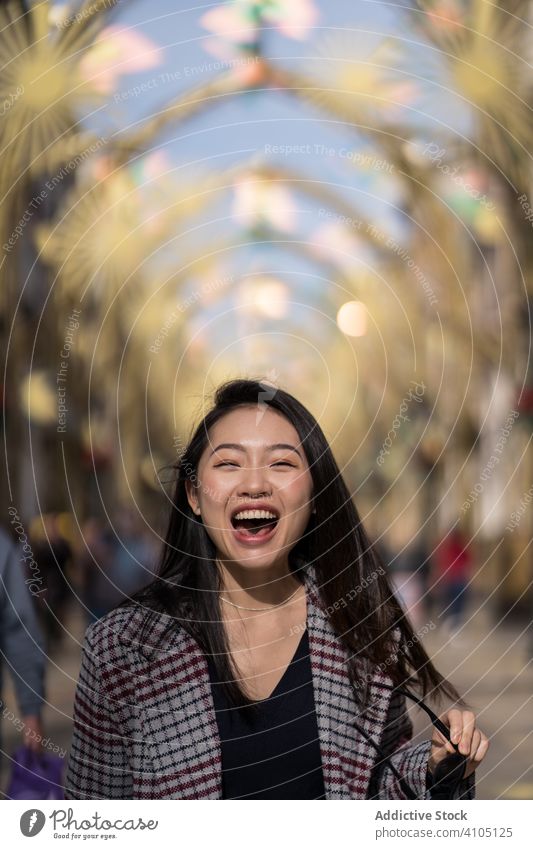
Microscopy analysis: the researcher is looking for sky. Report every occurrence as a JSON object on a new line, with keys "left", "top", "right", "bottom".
{"left": 88, "top": 0, "right": 468, "bottom": 167}
{"left": 57, "top": 0, "right": 475, "bottom": 351}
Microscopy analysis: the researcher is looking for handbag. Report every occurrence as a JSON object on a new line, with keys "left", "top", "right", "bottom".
{"left": 6, "top": 745, "right": 65, "bottom": 799}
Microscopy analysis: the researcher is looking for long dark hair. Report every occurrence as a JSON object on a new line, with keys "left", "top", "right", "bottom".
{"left": 122, "top": 377, "right": 464, "bottom": 714}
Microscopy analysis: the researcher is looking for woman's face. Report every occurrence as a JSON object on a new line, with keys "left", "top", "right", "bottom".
{"left": 185, "top": 405, "right": 314, "bottom": 571}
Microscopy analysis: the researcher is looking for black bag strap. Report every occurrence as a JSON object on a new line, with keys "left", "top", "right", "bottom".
{"left": 350, "top": 681, "right": 468, "bottom": 800}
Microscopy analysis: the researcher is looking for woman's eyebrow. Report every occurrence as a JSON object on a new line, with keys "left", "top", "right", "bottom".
{"left": 209, "top": 442, "right": 302, "bottom": 458}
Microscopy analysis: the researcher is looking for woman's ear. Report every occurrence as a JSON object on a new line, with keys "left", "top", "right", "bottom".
{"left": 185, "top": 480, "right": 201, "bottom": 515}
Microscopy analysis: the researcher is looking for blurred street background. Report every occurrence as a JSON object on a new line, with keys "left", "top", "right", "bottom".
{"left": 1, "top": 0, "right": 532, "bottom": 800}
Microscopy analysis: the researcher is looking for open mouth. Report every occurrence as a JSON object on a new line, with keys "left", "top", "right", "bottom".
{"left": 230, "top": 508, "right": 280, "bottom": 539}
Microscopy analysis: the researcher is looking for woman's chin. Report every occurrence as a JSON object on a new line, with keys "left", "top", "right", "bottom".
{"left": 217, "top": 537, "right": 289, "bottom": 569}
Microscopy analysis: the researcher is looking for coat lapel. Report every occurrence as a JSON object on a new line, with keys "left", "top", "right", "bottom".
{"left": 119, "top": 608, "right": 223, "bottom": 799}
{"left": 303, "top": 565, "right": 389, "bottom": 799}
{"left": 119, "top": 561, "right": 391, "bottom": 799}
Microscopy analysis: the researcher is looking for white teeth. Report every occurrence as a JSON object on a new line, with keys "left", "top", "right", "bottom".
{"left": 232, "top": 509, "right": 278, "bottom": 520}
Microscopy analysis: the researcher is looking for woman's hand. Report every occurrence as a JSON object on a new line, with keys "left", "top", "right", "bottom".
{"left": 428, "top": 709, "right": 490, "bottom": 779}
{"left": 21, "top": 714, "right": 44, "bottom": 755}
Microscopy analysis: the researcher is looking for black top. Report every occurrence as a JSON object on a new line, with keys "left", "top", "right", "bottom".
{"left": 206, "top": 628, "right": 327, "bottom": 799}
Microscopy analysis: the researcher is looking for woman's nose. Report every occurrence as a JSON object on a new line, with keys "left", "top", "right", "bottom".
{"left": 237, "top": 462, "right": 271, "bottom": 494}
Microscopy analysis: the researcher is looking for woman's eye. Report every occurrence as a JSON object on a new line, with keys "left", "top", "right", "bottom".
{"left": 214, "top": 461, "right": 294, "bottom": 468}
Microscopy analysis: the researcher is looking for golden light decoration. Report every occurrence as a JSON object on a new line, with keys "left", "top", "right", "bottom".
{"left": 310, "top": 221, "right": 363, "bottom": 274}
{"left": 36, "top": 166, "right": 156, "bottom": 305}
{"left": 19, "top": 370, "right": 57, "bottom": 425}
{"left": 232, "top": 175, "right": 297, "bottom": 231}
{"left": 309, "top": 33, "right": 418, "bottom": 122}
{"left": 253, "top": 277, "right": 290, "bottom": 319}
{"left": 36, "top": 158, "right": 215, "bottom": 310}
{"left": 447, "top": 13, "right": 523, "bottom": 111}
{"left": 0, "top": 0, "right": 110, "bottom": 175}
{"left": 238, "top": 276, "right": 290, "bottom": 318}
{"left": 337, "top": 300, "right": 367, "bottom": 337}
{"left": 0, "top": 0, "right": 161, "bottom": 178}
{"left": 416, "top": 0, "right": 532, "bottom": 180}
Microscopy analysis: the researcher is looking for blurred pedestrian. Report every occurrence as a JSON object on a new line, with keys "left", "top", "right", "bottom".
{"left": 433, "top": 524, "right": 472, "bottom": 633}
{"left": 78, "top": 517, "right": 119, "bottom": 624}
{"left": 0, "top": 526, "right": 46, "bottom": 786}
{"left": 378, "top": 525, "right": 428, "bottom": 631}
{"left": 113, "top": 507, "right": 157, "bottom": 600}
{"left": 30, "top": 513, "right": 73, "bottom": 653}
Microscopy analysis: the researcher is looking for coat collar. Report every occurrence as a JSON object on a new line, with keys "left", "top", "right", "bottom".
{"left": 117, "top": 558, "right": 325, "bottom": 660}
{"left": 117, "top": 559, "right": 392, "bottom": 799}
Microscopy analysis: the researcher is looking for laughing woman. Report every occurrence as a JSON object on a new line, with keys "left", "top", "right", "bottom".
{"left": 64, "top": 378, "right": 489, "bottom": 800}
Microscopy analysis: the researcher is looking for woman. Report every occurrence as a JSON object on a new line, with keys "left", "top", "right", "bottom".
{"left": 64, "top": 378, "right": 489, "bottom": 800}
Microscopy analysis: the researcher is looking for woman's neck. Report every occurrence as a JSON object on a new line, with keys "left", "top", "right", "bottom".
{"left": 216, "top": 556, "right": 303, "bottom": 607}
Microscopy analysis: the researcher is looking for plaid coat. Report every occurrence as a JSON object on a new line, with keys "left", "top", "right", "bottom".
{"left": 64, "top": 562, "right": 475, "bottom": 800}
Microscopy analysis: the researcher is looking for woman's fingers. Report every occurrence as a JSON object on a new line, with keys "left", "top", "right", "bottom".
{"left": 430, "top": 709, "right": 490, "bottom": 777}
{"left": 467, "top": 729, "right": 481, "bottom": 760}
{"left": 437, "top": 709, "right": 485, "bottom": 755}
{"left": 463, "top": 729, "right": 490, "bottom": 778}
{"left": 471, "top": 729, "right": 490, "bottom": 763}
{"left": 447, "top": 707, "right": 464, "bottom": 745}
{"left": 457, "top": 710, "right": 476, "bottom": 755}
